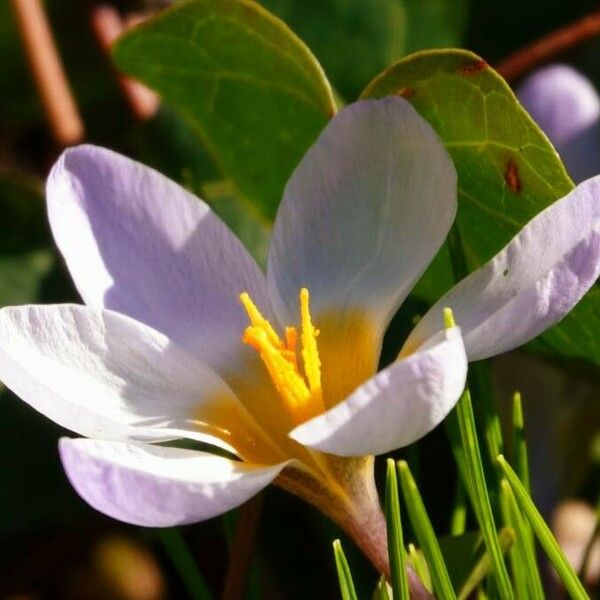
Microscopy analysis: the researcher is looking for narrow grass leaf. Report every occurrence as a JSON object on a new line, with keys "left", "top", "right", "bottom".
{"left": 397, "top": 461, "right": 457, "bottom": 600}
{"left": 386, "top": 458, "right": 410, "bottom": 600}
{"left": 499, "top": 480, "right": 544, "bottom": 600}
{"left": 408, "top": 543, "right": 433, "bottom": 593}
{"left": 450, "top": 478, "right": 468, "bottom": 536}
{"left": 458, "top": 529, "right": 514, "bottom": 600}
{"left": 511, "top": 392, "right": 531, "bottom": 494}
{"left": 333, "top": 539, "right": 358, "bottom": 600}
{"left": 455, "top": 390, "right": 514, "bottom": 600}
{"left": 157, "top": 528, "right": 213, "bottom": 600}
{"left": 497, "top": 455, "right": 590, "bottom": 600}
{"left": 374, "top": 577, "right": 392, "bottom": 600}
{"left": 499, "top": 488, "right": 529, "bottom": 599}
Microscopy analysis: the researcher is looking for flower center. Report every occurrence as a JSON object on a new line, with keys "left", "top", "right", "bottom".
{"left": 240, "top": 288, "right": 326, "bottom": 425}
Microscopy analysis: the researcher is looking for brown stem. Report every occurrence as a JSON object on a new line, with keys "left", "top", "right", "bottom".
{"left": 221, "top": 493, "right": 264, "bottom": 600}
{"left": 496, "top": 10, "right": 600, "bottom": 82}
{"left": 90, "top": 5, "right": 160, "bottom": 121}
{"left": 10, "top": 0, "right": 84, "bottom": 146}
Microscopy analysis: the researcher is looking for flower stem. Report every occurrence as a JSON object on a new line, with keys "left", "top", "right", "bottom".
{"left": 496, "top": 9, "right": 600, "bottom": 82}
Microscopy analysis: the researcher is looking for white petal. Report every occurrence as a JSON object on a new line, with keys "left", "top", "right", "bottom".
{"left": 60, "top": 438, "right": 288, "bottom": 526}
{"left": 403, "top": 176, "right": 600, "bottom": 360}
{"left": 47, "top": 145, "right": 271, "bottom": 374}
{"left": 267, "top": 97, "right": 457, "bottom": 343}
{"left": 0, "top": 304, "right": 270, "bottom": 457}
{"left": 290, "top": 327, "right": 467, "bottom": 456}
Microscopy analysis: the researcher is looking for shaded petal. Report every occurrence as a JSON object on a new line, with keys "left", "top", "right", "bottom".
{"left": 289, "top": 327, "right": 467, "bottom": 456}
{"left": 403, "top": 177, "right": 600, "bottom": 361}
{"left": 267, "top": 98, "right": 457, "bottom": 402}
{"left": 517, "top": 64, "right": 600, "bottom": 183}
{"left": 0, "top": 304, "right": 279, "bottom": 463}
{"left": 47, "top": 145, "right": 271, "bottom": 374}
{"left": 60, "top": 438, "right": 288, "bottom": 526}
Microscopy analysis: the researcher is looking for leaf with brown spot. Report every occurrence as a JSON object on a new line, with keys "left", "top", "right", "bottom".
{"left": 457, "top": 58, "right": 488, "bottom": 76}
{"left": 363, "top": 49, "right": 600, "bottom": 367}
{"left": 504, "top": 159, "right": 522, "bottom": 193}
{"left": 396, "top": 86, "right": 415, "bottom": 98}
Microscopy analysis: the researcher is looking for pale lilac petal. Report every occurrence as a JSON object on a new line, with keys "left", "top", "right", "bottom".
{"left": 517, "top": 64, "right": 600, "bottom": 182}
{"left": 0, "top": 304, "right": 270, "bottom": 456}
{"left": 289, "top": 327, "right": 467, "bottom": 456}
{"left": 60, "top": 438, "right": 288, "bottom": 526}
{"left": 403, "top": 176, "right": 600, "bottom": 361}
{"left": 266, "top": 98, "right": 457, "bottom": 405}
{"left": 47, "top": 145, "right": 271, "bottom": 374}
{"left": 267, "top": 97, "right": 457, "bottom": 349}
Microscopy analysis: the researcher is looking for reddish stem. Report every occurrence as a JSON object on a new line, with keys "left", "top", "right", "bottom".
{"left": 10, "top": 0, "right": 84, "bottom": 146}
{"left": 496, "top": 10, "right": 600, "bottom": 82}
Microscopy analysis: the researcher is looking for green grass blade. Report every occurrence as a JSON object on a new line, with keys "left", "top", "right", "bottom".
{"left": 499, "top": 480, "right": 544, "bottom": 600}
{"left": 374, "top": 577, "right": 392, "bottom": 600}
{"left": 408, "top": 543, "right": 433, "bottom": 593}
{"left": 499, "top": 487, "right": 528, "bottom": 598}
{"left": 497, "top": 455, "right": 590, "bottom": 599}
{"left": 450, "top": 478, "right": 468, "bottom": 536}
{"left": 579, "top": 497, "right": 599, "bottom": 581}
{"left": 157, "top": 528, "right": 213, "bottom": 600}
{"left": 397, "top": 460, "right": 457, "bottom": 600}
{"left": 455, "top": 390, "right": 514, "bottom": 600}
{"left": 511, "top": 392, "right": 531, "bottom": 494}
{"left": 333, "top": 539, "right": 358, "bottom": 600}
{"left": 458, "top": 528, "right": 514, "bottom": 600}
{"left": 385, "top": 458, "right": 410, "bottom": 600}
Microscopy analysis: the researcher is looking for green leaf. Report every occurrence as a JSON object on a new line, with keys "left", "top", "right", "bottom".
{"left": 258, "top": 0, "right": 406, "bottom": 99}
{"left": 497, "top": 456, "right": 590, "bottom": 600}
{"left": 397, "top": 460, "right": 457, "bottom": 600}
{"left": 362, "top": 49, "right": 600, "bottom": 367}
{"left": 385, "top": 458, "right": 410, "bottom": 600}
{"left": 114, "top": 0, "right": 335, "bottom": 220}
{"left": 333, "top": 539, "right": 358, "bottom": 600}
{"left": 452, "top": 390, "right": 514, "bottom": 600}
{"left": 202, "top": 179, "right": 271, "bottom": 268}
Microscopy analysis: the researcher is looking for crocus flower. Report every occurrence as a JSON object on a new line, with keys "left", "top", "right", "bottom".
{"left": 517, "top": 64, "right": 600, "bottom": 183}
{"left": 0, "top": 97, "right": 598, "bottom": 577}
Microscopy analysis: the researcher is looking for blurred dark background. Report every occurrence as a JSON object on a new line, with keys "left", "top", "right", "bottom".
{"left": 1, "top": 1, "right": 599, "bottom": 598}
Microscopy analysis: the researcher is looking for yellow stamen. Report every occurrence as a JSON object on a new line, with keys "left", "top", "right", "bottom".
{"left": 240, "top": 292, "right": 283, "bottom": 349}
{"left": 299, "top": 288, "right": 323, "bottom": 405}
{"left": 240, "top": 288, "right": 325, "bottom": 424}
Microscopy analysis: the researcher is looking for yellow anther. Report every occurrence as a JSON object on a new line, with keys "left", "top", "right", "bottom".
{"left": 240, "top": 288, "right": 325, "bottom": 424}
{"left": 299, "top": 288, "right": 323, "bottom": 404}
{"left": 240, "top": 292, "right": 282, "bottom": 348}
{"left": 443, "top": 307, "right": 456, "bottom": 329}
{"left": 285, "top": 327, "right": 299, "bottom": 369}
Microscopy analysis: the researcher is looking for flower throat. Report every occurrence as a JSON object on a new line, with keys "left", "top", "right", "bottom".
{"left": 240, "top": 288, "right": 325, "bottom": 425}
